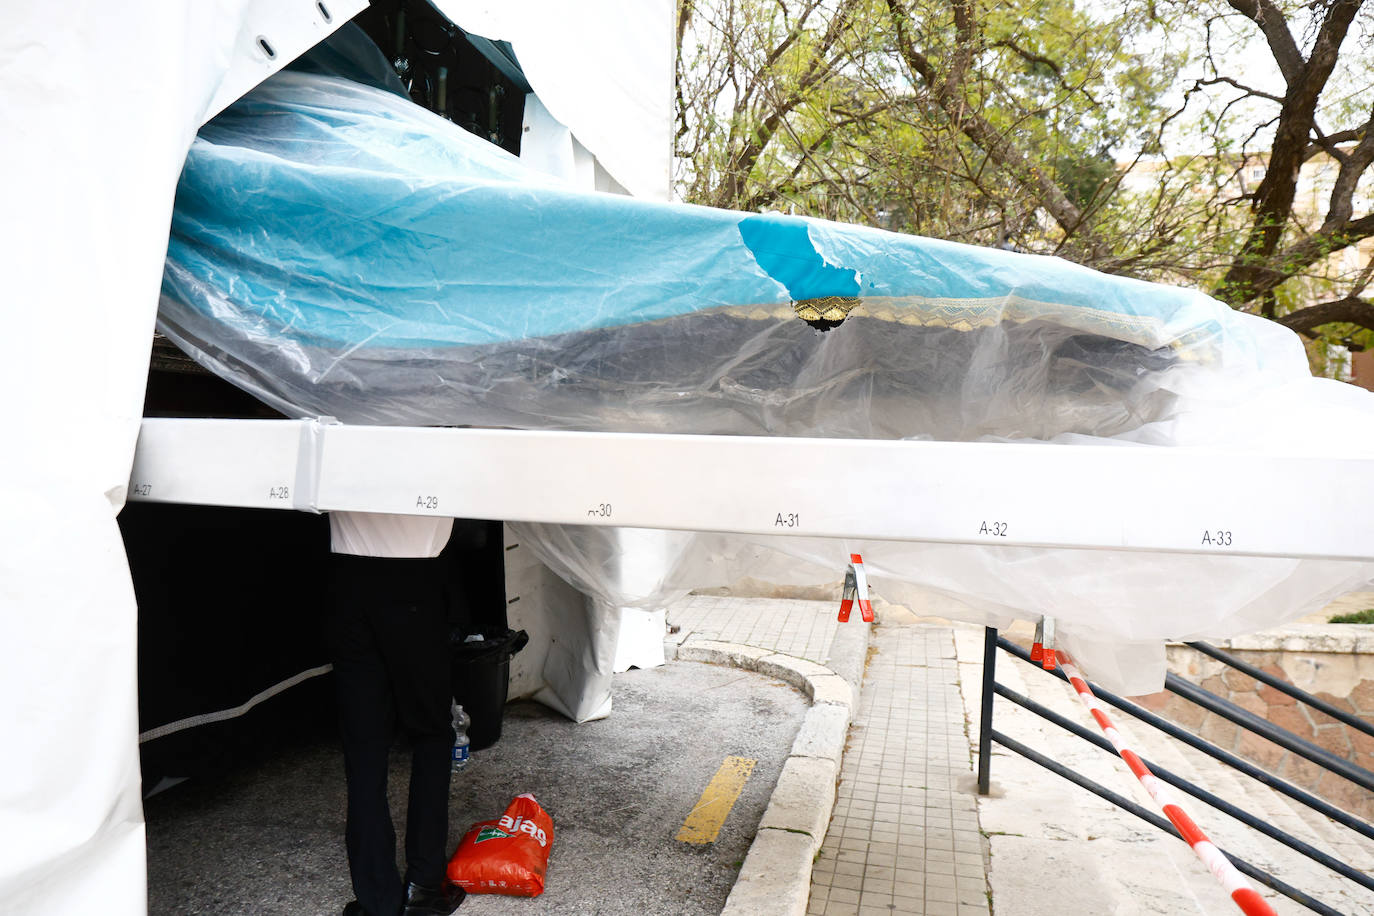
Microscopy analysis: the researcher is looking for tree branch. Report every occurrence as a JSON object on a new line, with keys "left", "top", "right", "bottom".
{"left": 884, "top": 0, "right": 1088, "bottom": 239}
{"left": 1276, "top": 296, "right": 1374, "bottom": 336}
{"left": 1213, "top": 0, "right": 1365, "bottom": 306}
{"left": 717, "top": 0, "right": 862, "bottom": 207}
{"left": 1304, "top": 126, "right": 1364, "bottom": 162}
{"left": 1235, "top": 212, "right": 1374, "bottom": 302}
{"left": 1196, "top": 75, "right": 1282, "bottom": 105}
{"left": 739, "top": 101, "right": 904, "bottom": 212}
{"left": 1224, "top": 0, "right": 1303, "bottom": 86}
{"left": 1322, "top": 106, "right": 1374, "bottom": 229}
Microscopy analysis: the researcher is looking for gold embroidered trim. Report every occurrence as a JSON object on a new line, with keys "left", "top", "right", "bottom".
{"left": 707, "top": 294, "right": 1216, "bottom": 360}
{"left": 793, "top": 296, "right": 862, "bottom": 324}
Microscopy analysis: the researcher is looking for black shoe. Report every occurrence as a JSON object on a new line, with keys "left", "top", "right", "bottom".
{"left": 401, "top": 881, "right": 465, "bottom": 915}
{"left": 342, "top": 902, "right": 367, "bottom": 916}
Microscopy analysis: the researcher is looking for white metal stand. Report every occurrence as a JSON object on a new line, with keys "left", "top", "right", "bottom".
{"left": 128, "top": 417, "right": 1374, "bottom": 562}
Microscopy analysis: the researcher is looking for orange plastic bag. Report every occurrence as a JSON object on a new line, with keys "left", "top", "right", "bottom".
{"left": 446, "top": 793, "right": 555, "bottom": 897}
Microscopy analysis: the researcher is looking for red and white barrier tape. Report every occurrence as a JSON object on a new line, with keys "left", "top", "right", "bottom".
{"left": 1057, "top": 652, "right": 1275, "bottom": 916}
{"left": 837, "top": 553, "right": 872, "bottom": 623}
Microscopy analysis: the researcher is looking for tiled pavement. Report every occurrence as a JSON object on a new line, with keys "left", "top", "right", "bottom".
{"left": 669, "top": 595, "right": 841, "bottom": 665}
{"left": 808, "top": 625, "right": 988, "bottom": 916}
{"left": 668, "top": 596, "right": 990, "bottom": 916}
{"left": 671, "top": 595, "right": 1374, "bottom": 915}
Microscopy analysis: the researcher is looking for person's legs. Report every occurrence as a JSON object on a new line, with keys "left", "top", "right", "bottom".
{"left": 331, "top": 562, "right": 405, "bottom": 916}
{"left": 341, "top": 737, "right": 400, "bottom": 915}
{"left": 373, "top": 584, "right": 453, "bottom": 889}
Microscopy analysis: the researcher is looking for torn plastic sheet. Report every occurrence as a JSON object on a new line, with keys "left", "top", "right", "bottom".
{"left": 159, "top": 70, "right": 1374, "bottom": 694}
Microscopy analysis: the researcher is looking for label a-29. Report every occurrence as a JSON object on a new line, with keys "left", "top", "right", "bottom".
{"left": 416, "top": 495, "right": 439, "bottom": 510}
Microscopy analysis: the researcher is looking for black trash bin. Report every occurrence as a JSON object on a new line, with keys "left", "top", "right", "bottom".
{"left": 450, "top": 627, "right": 528, "bottom": 751}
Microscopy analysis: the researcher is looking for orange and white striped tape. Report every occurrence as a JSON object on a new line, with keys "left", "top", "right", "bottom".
{"left": 1057, "top": 653, "right": 1275, "bottom": 916}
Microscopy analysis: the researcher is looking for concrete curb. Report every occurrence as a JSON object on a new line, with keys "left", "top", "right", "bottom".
{"left": 671, "top": 617, "right": 871, "bottom": 916}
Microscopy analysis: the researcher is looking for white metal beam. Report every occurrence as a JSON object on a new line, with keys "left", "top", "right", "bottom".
{"left": 127, "top": 417, "right": 1374, "bottom": 561}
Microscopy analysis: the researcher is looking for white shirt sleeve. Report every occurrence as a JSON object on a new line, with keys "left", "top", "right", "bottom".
{"left": 329, "top": 511, "right": 454, "bottom": 558}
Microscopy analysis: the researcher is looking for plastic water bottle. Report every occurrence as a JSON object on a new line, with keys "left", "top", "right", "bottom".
{"left": 450, "top": 701, "right": 471, "bottom": 772}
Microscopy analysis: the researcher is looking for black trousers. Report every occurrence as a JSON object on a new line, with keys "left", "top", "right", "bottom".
{"left": 328, "top": 554, "right": 453, "bottom": 916}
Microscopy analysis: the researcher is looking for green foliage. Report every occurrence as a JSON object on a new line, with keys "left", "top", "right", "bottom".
{"left": 678, "top": 0, "right": 1184, "bottom": 255}
{"left": 1329, "top": 608, "right": 1374, "bottom": 624}
{"left": 677, "top": 0, "right": 1374, "bottom": 359}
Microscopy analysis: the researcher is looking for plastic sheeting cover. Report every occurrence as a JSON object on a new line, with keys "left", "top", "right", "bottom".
{"left": 160, "top": 72, "right": 1374, "bottom": 693}
{"left": 161, "top": 72, "right": 1284, "bottom": 441}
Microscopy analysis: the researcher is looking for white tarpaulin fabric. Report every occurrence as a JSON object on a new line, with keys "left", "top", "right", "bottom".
{"left": 0, "top": 2, "right": 356, "bottom": 911}
{"left": 435, "top": 0, "right": 673, "bottom": 199}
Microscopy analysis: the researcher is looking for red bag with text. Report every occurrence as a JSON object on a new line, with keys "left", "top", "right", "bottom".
{"left": 446, "top": 793, "right": 554, "bottom": 897}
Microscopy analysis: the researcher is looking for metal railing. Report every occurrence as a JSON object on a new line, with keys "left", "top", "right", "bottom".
{"left": 976, "top": 627, "right": 1374, "bottom": 916}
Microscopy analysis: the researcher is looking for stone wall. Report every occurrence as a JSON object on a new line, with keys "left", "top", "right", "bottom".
{"left": 1133, "top": 626, "right": 1374, "bottom": 823}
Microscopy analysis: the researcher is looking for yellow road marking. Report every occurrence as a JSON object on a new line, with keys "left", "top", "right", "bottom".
{"left": 676, "top": 756, "right": 757, "bottom": 845}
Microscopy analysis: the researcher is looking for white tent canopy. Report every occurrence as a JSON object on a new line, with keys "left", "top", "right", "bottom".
{"left": 438, "top": 0, "right": 674, "bottom": 199}
{"left": 0, "top": 1, "right": 671, "bottom": 910}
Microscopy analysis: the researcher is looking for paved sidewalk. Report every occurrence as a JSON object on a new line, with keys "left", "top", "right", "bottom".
{"left": 667, "top": 596, "right": 990, "bottom": 916}
{"left": 669, "top": 595, "right": 846, "bottom": 669}
{"left": 671, "top": 595, "right": 1374, "bottom": 916}
{"left": 810, "top": 625, "right": 988, "bottom": 916}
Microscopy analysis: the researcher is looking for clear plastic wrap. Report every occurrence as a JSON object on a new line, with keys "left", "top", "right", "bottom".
{"left": 160, "top": 70, "right": 1374, "bottom": 693}
{"left": 160, "top": 71, "right": 1294, "bottom": 441}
